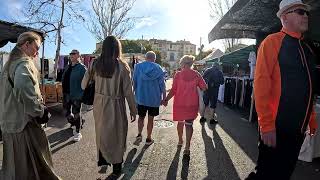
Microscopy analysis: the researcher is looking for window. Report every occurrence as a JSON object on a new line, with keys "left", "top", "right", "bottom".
{"left": 170, "top": 53, "right": 175, "bottom": 61}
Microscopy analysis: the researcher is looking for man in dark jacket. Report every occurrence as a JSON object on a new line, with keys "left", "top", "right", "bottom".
{"left": 62, "top": 49, "right": 86, "bottom": 142}
{"left": 200, "top": 62, "right": 224, "bottom": 124}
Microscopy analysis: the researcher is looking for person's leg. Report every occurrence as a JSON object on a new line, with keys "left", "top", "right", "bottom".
{"left": 72, "top": 100, "right": 82, "bottom": 134}
{"left": 147, "top": 115, "right": 154, "bottom": 140}
{"left": 273, "top": 131, "right": 305, "bottom": 180}
{"left": 63, "top": 94, "right": 72, "bottom": 124}
{"left": 145, "top": 106, "right": 159, "bottom": 145}
{"left": 138, "top": 116, "right": 145, "bottom": 136}
{"left": 246, "top": 129, "right": 305, "bottom": 180}
{"left": 200, "top": 92, "right": 209, "bottom": 123}
{"left": 112, "top": 163, "right": 122, "bottom": 176}
{"left": 209, "top": 88, "right": 219, "bottom": 124}
{"left": 137, "top": 105, "right": 147, "bottom": 137}
{"left": 177, "top": 122, "right": 184, "bottom": 145}
{"left": 184, "top": 120, "right": 194, "bottom": 151}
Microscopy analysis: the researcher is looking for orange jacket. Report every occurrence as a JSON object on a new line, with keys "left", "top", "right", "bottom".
{"left": 254, "top": 28, "right": 318, "bottom": 134}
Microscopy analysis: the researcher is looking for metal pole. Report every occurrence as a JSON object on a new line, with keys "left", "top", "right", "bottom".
{"left": 41, "top": 39, "right": 45, "bottom": 87}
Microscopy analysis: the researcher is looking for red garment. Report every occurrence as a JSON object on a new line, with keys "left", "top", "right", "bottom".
{"left": 172, "top": 68, "right": 207, "bottom": 121}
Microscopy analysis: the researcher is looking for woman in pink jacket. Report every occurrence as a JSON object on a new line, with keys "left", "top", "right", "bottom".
{"left": 163, "top": 55, "right": 207, "bottom": 157}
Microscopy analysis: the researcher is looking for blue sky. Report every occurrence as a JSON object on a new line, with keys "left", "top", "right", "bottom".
{"left": 0, "top": 0, "right": 254, "bottom": 58}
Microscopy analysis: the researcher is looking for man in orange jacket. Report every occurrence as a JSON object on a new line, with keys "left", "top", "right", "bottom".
{"left": 246, "top": 0, "right": 318, "bottom": 179}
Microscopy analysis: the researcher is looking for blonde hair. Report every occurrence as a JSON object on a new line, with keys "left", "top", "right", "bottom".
{"left": 3, "top": 31, "right": 42, "bottom": 73}
{"left": 179, "top": 55, "right": 195, "bottom": 68}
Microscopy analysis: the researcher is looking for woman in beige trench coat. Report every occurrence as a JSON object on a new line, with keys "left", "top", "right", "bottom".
{"left": 82, "top": 35, "right": 137, "bottom": 178}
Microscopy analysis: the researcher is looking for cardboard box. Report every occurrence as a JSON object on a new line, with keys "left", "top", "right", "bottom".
{"left": 45, "top": 84, "right": 57, "bottom": 95}
{"left": 46, "top": 93, "right": 58, "bottom": 103}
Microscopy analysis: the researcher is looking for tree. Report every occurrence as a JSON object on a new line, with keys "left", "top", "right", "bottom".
{"left": 225, "top": 43, "right": 247, "bottom": 53}
{"left": 121, "top": 40, "right": 141, "bottom": 53}
{"left": 154, "top": 50, "right": 162, "bottom": 65}
{"left": 208, "top": 0, "right": 240, "bottom": 51}
{"left": 0, "top": 51, "right": 9, "bottom": 55}
{"left": 142, "top": 44, "right": 153, "bottom": 54}
{"left": 22, "top": 0, "right": 85, "bottom": 79}
{"left": 196, "top": 49, "right": 213, "bottom": 60}
{"left": 197, "top": 44, "right": 205, "bottom": 60}
{"left": 88, "top": 0, "right": 138, "bottom": 41}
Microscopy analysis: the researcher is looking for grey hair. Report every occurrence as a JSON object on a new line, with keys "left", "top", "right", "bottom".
{"left": 145, "top": 51, "right": 156, "bottom": 61}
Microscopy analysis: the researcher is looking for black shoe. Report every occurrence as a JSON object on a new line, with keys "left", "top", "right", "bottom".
{"left": 98, "top": 151, "right": 111, "bottom": 167}
{"left": 245, "top": 172, "right": 257, "bottom": 180}
{"left": 112, "top": 163, "right": 122, "bottom": 176}
{"left": 200, "top": 117, "right": 206, "bottom": 123}
{"left": 210, "top": 119, "right": 218, "bottom": 124}
{"left": 145, "top": 138, "right": 154, "bottom": 145}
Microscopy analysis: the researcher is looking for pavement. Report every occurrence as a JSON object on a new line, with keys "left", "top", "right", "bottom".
{"left": 0, "top": 79, "right": 320, "bottom": 180}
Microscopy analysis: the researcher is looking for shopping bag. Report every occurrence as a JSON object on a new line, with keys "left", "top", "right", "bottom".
{"left": 298, "top": 134, "right": 315, "bottom": 162}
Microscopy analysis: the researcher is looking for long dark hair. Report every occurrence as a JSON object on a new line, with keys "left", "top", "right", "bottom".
{"left": 95, "top": 36, "right": 122, "bottom": 78}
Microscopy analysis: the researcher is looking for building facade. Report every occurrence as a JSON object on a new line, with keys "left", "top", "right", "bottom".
{"left": 148, "top": 39, "right": 196, "bottom": 69}
{"left": 96, "top": 39, "right": 196, "bottom": 69}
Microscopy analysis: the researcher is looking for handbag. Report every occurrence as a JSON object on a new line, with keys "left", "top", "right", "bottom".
{"left": 82, "top": 62, "right": 95, "bottom": 105}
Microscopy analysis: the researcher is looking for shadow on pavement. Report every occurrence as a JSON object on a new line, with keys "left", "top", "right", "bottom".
{"left": 201, "top": 123, "right": 240, "bottom": 180}
{"left": 216, "top": 103, "right": 259, "bottom": 162}
{"left": 47, "top": 105, "right": 69, "bottom": 129}
{"left": 48, "top": 128, "right": 73, "bottom": 148}
{"left": 181, "top": 155, "right": 190, "bottom": 180}
{"left": 51, "top": 140, "right": 75, "bottom": 154}
{"left": 166, "top": 146, "right": 182, "bottom": 180}
{"left": 48, "top": 128, "right": 75, "bottom": 154}
{"left": 122, "top": 145, "right": 150, "bottom": 180}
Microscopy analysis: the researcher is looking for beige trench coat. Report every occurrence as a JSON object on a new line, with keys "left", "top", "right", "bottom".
{"left": 92, "top": 61, "right": 137, "bottom": 164}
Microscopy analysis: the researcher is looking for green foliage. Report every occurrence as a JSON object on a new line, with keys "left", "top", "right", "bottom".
{"left": 0, "top": 51, "right": 9, "bottom": 55}
{"left": 154, "top": 50, "right": 162, "bottom": 65}
{"left": 195, "top": 49, "right": 213, "bottom": 60}
{"left": 121, "top": 40, "right": 142, "bottom": 53}
{"left": 142, "top": 44, "right": 153, "bottom": 54}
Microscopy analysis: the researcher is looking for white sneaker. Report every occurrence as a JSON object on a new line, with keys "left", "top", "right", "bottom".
{"left": 73, "top": 133, "right": 82, "bottom": 142}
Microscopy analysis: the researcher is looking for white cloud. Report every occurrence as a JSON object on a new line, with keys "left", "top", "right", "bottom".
{"left": 133, "top": 0, "right": 216, "bottom": 48}
{"left": 135, "top": 17, "right": 157, "bottom": 29}
{"left": 5, "top": 0, "right": 23, "bottom": 18}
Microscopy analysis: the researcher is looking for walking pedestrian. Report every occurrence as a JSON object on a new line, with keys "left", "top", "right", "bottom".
{"left": 133, "top": 51, "right": 166, "bottom": 145}
{"left": 246, "top": 1, "right": 318, "bottom": 179}
{"left": 62, "top": 49, "right": 86, "bottom": 142}
{"left": 162, "top": 55, "right": 207, "bottom": 157}
{"left": 91, "top": 36, "right": 137, "bottom": 178}
{"left": 0, "top": 31, "right": 61, "bottom": 180}
{"left": 199, "top": 62, "right": 224, "bottom": 124}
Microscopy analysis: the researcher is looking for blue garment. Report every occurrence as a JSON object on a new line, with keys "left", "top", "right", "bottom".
{"left": 133, "top": 61, "right": 165, "bottom": 107}
{"left": 203, "top": 66, "right": 224, "bottom": 88}
{"left": 62, "top": 63, "right": 86, "bottom": 100}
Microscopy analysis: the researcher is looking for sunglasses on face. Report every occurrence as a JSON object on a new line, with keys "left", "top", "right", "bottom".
{"left": 69, "top": 53, "right": 77, "bottom": 55}
{"left": 286, "top": 8, "right": 310, "bottom": 16}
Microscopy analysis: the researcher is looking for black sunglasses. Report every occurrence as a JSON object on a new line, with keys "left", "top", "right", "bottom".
{"left": 286, "top": 8, "right": 310, "bottom": 16}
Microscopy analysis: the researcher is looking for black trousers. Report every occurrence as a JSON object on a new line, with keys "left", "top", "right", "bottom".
{"left": 252, "top": 130, "right": 305, "bottom": 180}
{"left": 63, "top": 94, "right": 82, "bottom": 133}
